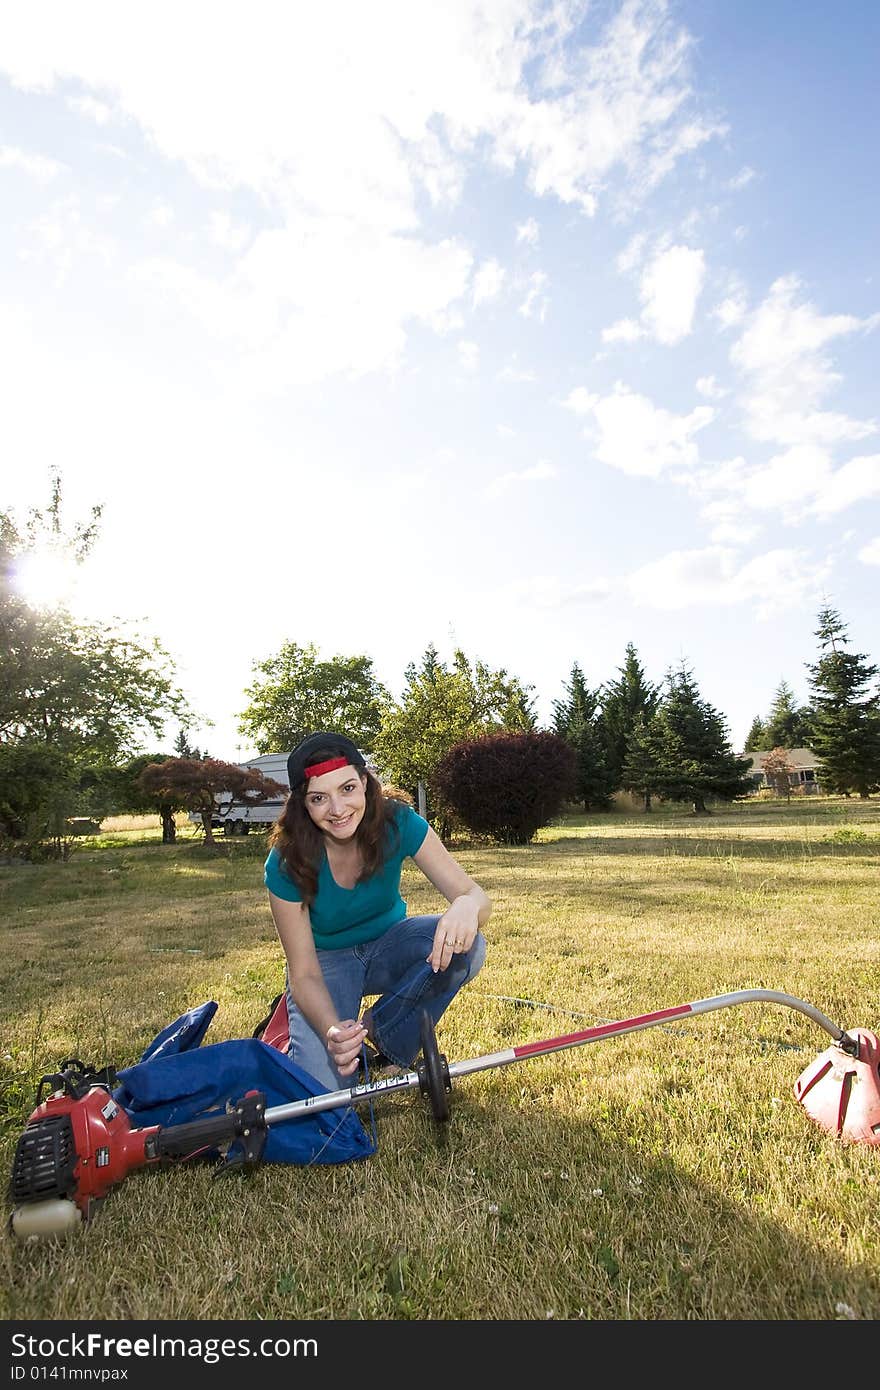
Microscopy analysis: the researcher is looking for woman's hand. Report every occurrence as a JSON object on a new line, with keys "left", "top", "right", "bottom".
{"left": 326, "top": 1019, "right": 368, "bottom": 1076}
{"left": 428, "top": 897, "right": 480, "bottom": 972}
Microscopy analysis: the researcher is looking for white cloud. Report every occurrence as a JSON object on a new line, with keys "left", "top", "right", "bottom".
{"left": 458, "top": 340, "right": 479, "bottom": 371}
{"left": 484, "top": 458, "right": 557, "bottom": 498}
{"left": 501, "top": 575, "right": 611, "bottom": 609}
{"left": 696, "top": 375, "right": 728, "bottom": 399}
{"left": 808, "top": 454, "right": 880, "bottom": 517}
{"left": 639, "top": 244, "right": 705, "bottom": 344}
{"left": 605, "top": 242, "right": 705, "bottom": 347}
{"left": 563, "top": 386, "right": 598, "bottom": 415}
{"left": 628, "top": 545, "right": 824, "bottom": 616}
{"left": 686, "top": 444, "right": 880, "bottom": 526}
{"left": 712, "top": 293, "right": 748, "bottom": 329}
{"left": 67, "top": 94, "right": 113, "bottom": 124}
{"left": 727, "top": 166, "right": 756, "bottom": 191}
{"left": 0, "top": 2, "right": 726, "bottom": 389}
{"left": 22, "top": 195, "right": 116, "bottom": 285}
{"left": 516, "top": 217, "right": 539, "bottom": 245}
{"left": 498, "top": 360, "right": 537, "bottom": 383}
{"left": 708, "top": 520, "right": 761, "bottom": 546}
{"left": 132, "top": 224, "right": 473, "bottom": 387}
{"left": 731, "top": 275, "right": 878, "bottom": 447}
{"left": 149, "top": 202, "right": 174, "bottom": 228}
{"left": 616, "top": 232, "right": 647, "bottom": 274}
{"left": 209, "top": 211, "right": 251, "bottom": 252}
{"left": 602, "top": 317, "right": 644, "bottom": 344}
{"left": 0, "top": 2, "right": 720, "bottom": 222}
{"left": 473, "top": 257, "right": 505, "bottom": 305}
{"left": 576, "top": 383, "right": 714, "bottom": 477}
{"left": 518, "top": 269, "right": 549, "bottom": 319}
{"left": 858, "top": 537, "right": 880, "bottom": 565}
{"left": 0, "top": 144, "right": 65, "bottom": 182}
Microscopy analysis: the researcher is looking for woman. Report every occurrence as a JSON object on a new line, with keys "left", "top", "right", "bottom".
{"left": 264, "top": 731, "right": 489, "bottom": 1091}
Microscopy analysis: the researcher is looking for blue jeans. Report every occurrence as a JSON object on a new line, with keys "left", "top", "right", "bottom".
{"left": 285, "top": 915, "right": 486, "bottom": 1091}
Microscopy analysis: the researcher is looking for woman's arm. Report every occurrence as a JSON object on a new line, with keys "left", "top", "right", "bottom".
{"left": 412, "top": 826, "right": 492, "bottom": 972}
{"left": 267, "top": 891, "right": 366, "bottom": 1075}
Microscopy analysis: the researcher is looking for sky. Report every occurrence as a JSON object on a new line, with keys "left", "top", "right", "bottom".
{"left": 1, "top": 0, "right": 878, "bottom": 762}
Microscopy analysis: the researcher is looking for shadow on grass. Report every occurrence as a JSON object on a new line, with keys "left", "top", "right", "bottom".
{"left": 3, "top": 1083, "right": 876, "bottom": 1321}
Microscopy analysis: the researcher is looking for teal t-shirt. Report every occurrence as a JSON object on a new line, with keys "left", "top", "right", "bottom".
{"left": 263, "top": 800, "right": 430, "bottom": 950}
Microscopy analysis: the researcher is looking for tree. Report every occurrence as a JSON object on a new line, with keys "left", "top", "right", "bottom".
{"left": 764, "top": 679, "right": 812, "bottom": 749}
{"left": 649, "top": 663, "right": 754, "bottom": 814}
{"left": 0, "top": 472, "right": 192, "bottom": 853}
{"left": 373, "top": 645, "right": 536, "bottom": 819}
{"left": 762, "top": 747, "right": 795, "bottom": 800}
{"left": 138, "top": 758, "right": 286, "bottom": 845}
{"left": 434, "top": 731, "right": 576, "bottom": 844}
{"left": 105, "top": 753, "right": 179, "bottom": 843}
{"left": 743, "top": 716, "right": 768, "bottom": 752}
{"left": 806, "top": 606, "right": 880, "bottom": 798}
{"left": 620, "top": 712, "right": 666, "bottom": 812}
{"left": 600, "top": 642, "right": 659, "bottom": 791}
{"left": 238, "top": 641, "right": 389, "bottom": 754}
{"left": 552, "top": 663, "right": 614, "bottom": 810}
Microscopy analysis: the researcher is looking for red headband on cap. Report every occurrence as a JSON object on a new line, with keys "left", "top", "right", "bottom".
{"left": 303, "top": 756, "right": 351, "bottom": 781}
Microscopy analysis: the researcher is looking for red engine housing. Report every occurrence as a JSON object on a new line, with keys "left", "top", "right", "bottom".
{"left": 16, "top": 1082, "right": 159, "bottom": 1217}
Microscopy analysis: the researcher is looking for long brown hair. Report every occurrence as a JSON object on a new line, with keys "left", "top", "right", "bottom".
{"left": 268, "top": 765, "right": 399, "bottom": 905}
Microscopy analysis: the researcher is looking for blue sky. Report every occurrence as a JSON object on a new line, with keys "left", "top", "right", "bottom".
{"left": 1, "top": 0, "right": 878, "bottom": 760}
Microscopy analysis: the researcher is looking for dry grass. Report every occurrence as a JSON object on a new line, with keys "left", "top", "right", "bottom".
{"left": 1, "top": 795, "right": 879, "bottom": 1321}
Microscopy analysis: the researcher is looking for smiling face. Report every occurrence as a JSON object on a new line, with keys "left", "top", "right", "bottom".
{"left": 303, "top": 763, "right": 368, "bottom": 842}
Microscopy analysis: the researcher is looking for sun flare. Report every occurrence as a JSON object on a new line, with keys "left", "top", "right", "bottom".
{"left": 13, "top": 549, "right": 78, "bottom": 609}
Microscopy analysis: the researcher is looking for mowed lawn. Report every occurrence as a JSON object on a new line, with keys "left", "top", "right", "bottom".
{"left": 1, "top": 796, "right": 878, "bottom": 1321}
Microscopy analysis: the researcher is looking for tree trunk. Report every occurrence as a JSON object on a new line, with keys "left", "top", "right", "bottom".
{"left": 160, "top": 804, "right": 176, "bottom": 844}
{"left": 643, "top": 791, "right": 652, "bottom": 812}
{"left": 200, "top": 811, "right": 216, "bottom": 844}
{"left": 691, "top": 795, "right": 711, "bottom": 815}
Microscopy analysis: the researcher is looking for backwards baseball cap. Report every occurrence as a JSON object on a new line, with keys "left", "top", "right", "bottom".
{"left": 287, "top": 732, "right": 367, "bottom": 790}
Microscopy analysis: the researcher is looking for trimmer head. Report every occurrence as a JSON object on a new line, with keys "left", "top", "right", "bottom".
{"left": 794, "top": 1028, "right": 880, "bottom": 1145}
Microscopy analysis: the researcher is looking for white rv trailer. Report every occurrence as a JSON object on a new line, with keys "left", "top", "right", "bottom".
{"left": 188, "top": 753, "right": 289, "bottom": 836}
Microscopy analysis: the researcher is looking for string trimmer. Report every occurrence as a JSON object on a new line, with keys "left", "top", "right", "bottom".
{"left": 9, "top": 988, "right": 880, "bottom": 1240}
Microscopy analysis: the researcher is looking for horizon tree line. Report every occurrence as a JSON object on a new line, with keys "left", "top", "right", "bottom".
{"left": 3, "top": 474, "right": 879, "bottom": 853}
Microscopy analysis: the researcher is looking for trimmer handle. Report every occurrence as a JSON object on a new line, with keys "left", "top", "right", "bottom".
{"left": 148, "top": 1090, "right": 268, "bottom": 1168}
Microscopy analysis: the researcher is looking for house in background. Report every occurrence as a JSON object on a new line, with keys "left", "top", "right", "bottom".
{"left": 740, "top": 748, "right": 823, "bottom": 794}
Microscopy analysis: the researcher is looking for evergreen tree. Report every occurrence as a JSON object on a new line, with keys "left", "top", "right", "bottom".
{"left": 621, "top": 712, "right": 666, "bottom": 811}
{"left": 651, "top": 663, "right": 753, "bottom": 814}
{"left": 552, "top": 663, "right": 614, "bottom": 810}
{"left": 764, "top": 679, "right": 812, "bottom": 749}
{"left": 806, "top": 606, "right": 880, "bottom": 798}
{"left": 743, "top": 715, "right": 768, "bottom": 752}
{"left": 601, "top": 642, "right": 659, "bottom": 789}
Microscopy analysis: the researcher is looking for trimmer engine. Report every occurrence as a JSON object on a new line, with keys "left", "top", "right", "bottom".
{"left": 10, "top": 1060, "right": 158, "bottom": 1229}
{"left": 10, "top": 1058, "right": 269, "bottom": 1239}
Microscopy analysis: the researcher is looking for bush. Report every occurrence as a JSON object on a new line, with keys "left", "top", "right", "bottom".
{"left": 434, "top": 731, "right": 577, "bottom": 844}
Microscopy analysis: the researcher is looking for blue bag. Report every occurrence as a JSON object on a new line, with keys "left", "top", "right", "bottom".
{"left": 113, "top": 1002, "right": 376, "bottom": 1166}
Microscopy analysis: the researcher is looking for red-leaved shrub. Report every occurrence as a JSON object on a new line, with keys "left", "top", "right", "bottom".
{"left": 434, "top": 731, "right": 577, "bottom": 844}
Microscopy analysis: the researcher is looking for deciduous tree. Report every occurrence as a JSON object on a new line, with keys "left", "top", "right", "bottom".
{"left": 762, "top": 747, "right": 795, "bottom": 800}
{"left": 238, "top": 641, "right": 388, "bottom": 754}
{"left": 434, "top": 731, "right": 576, "bottom": 844}
{"left": 374, "top": 645, "right": 536, "bottom": 819}
{"left": 138, "top": 758, "right": 286, "bottom": 845}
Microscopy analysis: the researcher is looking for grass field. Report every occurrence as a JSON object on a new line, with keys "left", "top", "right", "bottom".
{"left": 1, "top": 795, "right": 878, "bottom": 1321}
